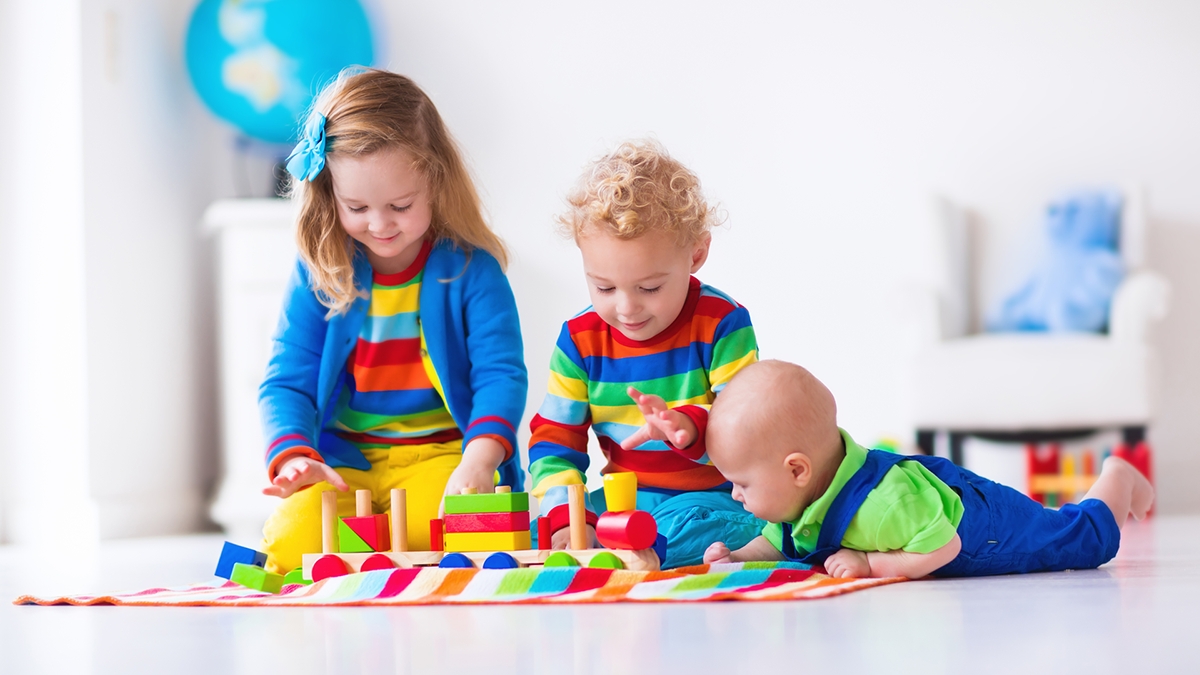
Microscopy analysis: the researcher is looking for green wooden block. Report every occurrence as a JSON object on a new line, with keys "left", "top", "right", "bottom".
{"left": 543, "top": 551, "right": 580, "bottom": 567}
{"left": 443, "top": 491, "right": 529, "bottom": 515}
{"left": 338, "top": 519, "right": 373, "bottom": 553}
{"left": 231, "top": 562, "right": 284, "bottom": 593}
{"left": 283, "top": 568, "right": 312, "bottom": 586}
{"left": 587, "top": 551, "right": 625, "bottom": 569}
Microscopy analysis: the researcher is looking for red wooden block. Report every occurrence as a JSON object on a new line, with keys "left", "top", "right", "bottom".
{"left": 430, "top": 518, "right": 444, "bottom": 552}
{"left": 444, "top": 511, "right": 530, "bottom": 534}
{"left": 312, "top": 555, "right": 350, "bottom": 582}
{"left": 360, "top": 553, "right": 396, "bottom": 572}
{"left": 342, "top": 514, "right": 391, "bottom": 552}
{"left": 595, "top": 510, "right": 657, "bottom": 550}
{"left": 537, "top": 516, "right": 552, "bottom": 551}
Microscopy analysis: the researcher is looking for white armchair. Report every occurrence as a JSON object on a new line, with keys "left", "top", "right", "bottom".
{"left": 907, "top": 189, "right": 1171, "bottom": 472}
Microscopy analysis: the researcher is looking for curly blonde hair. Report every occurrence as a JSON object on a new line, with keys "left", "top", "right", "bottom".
{"left": 557, "top": 139, "right": 720, "bottom": 246}
{"left": 290, "top": 68, "right": 507, "bottom": 315}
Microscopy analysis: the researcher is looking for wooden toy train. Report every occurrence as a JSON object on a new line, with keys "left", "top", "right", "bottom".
{"left": 215, "top": 473, "right": 663, "bottom": 593}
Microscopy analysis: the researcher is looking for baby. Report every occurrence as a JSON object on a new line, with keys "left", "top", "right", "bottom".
{"left": 702, "top": 360, "right": 1154, "bottom": 578}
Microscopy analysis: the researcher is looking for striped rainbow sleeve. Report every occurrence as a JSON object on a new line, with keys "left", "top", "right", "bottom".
{"left": 528, "top": 323, "right": 592, "bottom": 499}
{"left": 670, "top": 299, "right": 759, "bottom": 463}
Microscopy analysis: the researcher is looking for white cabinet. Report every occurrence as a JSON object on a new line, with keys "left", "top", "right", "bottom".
{"left": 205, "top": 199, "right": 299, "bottom": 544}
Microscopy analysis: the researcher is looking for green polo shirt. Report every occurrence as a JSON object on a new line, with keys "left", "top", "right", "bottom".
{"left": 763, "top": 429, "right": 964, "bottom": 556}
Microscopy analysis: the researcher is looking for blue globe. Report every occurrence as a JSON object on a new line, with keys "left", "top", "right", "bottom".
{"left": 185, "top": 0, "right": 375, "bottom": 145}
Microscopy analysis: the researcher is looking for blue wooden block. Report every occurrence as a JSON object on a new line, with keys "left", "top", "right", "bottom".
{"left": 438, "top": 552, "right": 475, "bottom": 569}
{"left": 215, "top": 541, "right": 267, "bottom": 580}
{"left": 652, "top": 534, "right": 668, "bottom": 566}
{"left": 482, "top": 552, "right": 520, "bottom": 569}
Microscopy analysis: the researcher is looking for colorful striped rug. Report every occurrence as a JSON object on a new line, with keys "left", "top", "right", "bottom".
{"left": 15, "top": 562, "right": 903, "bottom": 606}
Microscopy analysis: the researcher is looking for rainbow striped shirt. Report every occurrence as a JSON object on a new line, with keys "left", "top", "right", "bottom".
{"left": 528, "top": 277, "right": 758, "bottom": 505}
{"left": 325, "top": 241, "right": 462, "bottom": 455}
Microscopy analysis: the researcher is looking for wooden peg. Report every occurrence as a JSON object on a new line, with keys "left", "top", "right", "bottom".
{"left": 460, "top": 487, "right": 479, "bottom": 495}
{"left": 567, "top": 483, "right": 587, "bottom": 551}
{"left": 321, "top": 490, "right": 337, "bottom": 554}
{"left": 495, "top": 485, "right": 512, "bottom": 494}
{"left": 391, "top": 488, "right": 408, "bottom": 553}
{"left": 356, "top": 489, "right": 372, "bottom": 517}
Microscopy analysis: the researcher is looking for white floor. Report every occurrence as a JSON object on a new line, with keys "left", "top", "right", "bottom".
{"left": 2, "top": 516, "right": 1198, "bottom": 675}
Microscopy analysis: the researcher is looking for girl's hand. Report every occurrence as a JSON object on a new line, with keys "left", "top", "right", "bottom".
{"left": 823, "top": 548, "right": 871, "bottom": 578}
{"left": 263, "top": 456, "right": 349, "bottom": 499}
{"left": 704, "top": 541, "right": 733, "bottom": 564}
{"left": 620, "top": 386, "right": 698, "bottom": 450}
{"left": 550, "top": 524, "right": 597, "bottom": 550}
{"left": 441, "top": 437, "right": 507, "bottom": 514}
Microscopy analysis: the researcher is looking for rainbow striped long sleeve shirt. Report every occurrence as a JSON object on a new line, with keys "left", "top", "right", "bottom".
{"left": 528, "top": 277, "right": 758, "bottom": 528}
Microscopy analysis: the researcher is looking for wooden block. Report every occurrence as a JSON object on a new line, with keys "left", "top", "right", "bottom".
{"left": 311, "top": 554, "right": 350, "bottom": 582}
{"left": 360, "top": 553, "right": 396, "bottom": 572}
{"left": 537, "top": 517, "right": 552, "bottom": 550}
{"left": 444, "top": 511, "right": 530, "bottom": 534}
{"left": 1028, "top": 474, "right": 1099, "bottom": 494}
{"left": 439, "top": 552, "right": 475, "bottom": 568}
{"left": 283, "top": 568, "right": 312, "bottom": 586}
{"left": 299, "top": 546, "right": 661, "bottom": 578}
{"left": 231, "top": 562, "right": 284, "bottom": 593}
{"left": 596, "top": 510, "right": 658, "bottom": 550}
{"left": 443, "top": 491, "right": 529, "bottom": 515}
{"left": 356, "top": 489, "right": 373, "bottom": 517}
{"left": 337, "top": 519, "right": 374, "bottom": 553}
{"left": 321, "top": 490, "right": 338, "bottom": 554}
{"left": 460, "top": 487, "right": 479, "bottom": 495}
{"left": 567, "top": 484, "right": 587, "bottom": 551}
{"left": 391, "top": 488, "right": 408, "bottom": 552}
{"left": 215, "top": 541, "right": 267, "bottom": 580}
{"left": 342, "top": 514, "right": 391, "bottom": 552}
{"left": 483, "top": 552, "right": 520, "bottom": 569}
{"left": 543, "top": 551, "right": 580, "bottom": 567}
{"left": 444, "top": 530, "right": 531, "bottom": 552}
{"left": 587, "top": 551, "right": 625, "bottom": 569}
{"left": 430, "top": 518, "right": 444, "bottom": 551}
{"left": 495, "top": 485, "right": 512, "bottom": 494}
{"left": 603, "top": 472, "right": 638, "bottom": 512}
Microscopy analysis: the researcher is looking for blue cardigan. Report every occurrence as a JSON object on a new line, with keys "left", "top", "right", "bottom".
{"left": 258, "top": 239, "right": 528, "bottom": 489}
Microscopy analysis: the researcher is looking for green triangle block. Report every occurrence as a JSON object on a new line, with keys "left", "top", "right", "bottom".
{"left": 338, "top": 519, "right": 373, "bottom": 553}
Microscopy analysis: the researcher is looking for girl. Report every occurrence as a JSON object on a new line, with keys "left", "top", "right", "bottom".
{"left": 258, "top": 69, "right": 527, "bottom": 575}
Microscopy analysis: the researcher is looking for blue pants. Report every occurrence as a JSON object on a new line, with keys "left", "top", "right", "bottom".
{"left": 590, "top": 487, "right": 764, "bottom": 569}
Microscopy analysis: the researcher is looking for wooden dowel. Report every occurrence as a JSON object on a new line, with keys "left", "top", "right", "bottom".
{"left": 495, "top": 485, "right": 512, "bottom": 494}
{"left": 567, "top": 483, "right": 587, "bottom": 551}
{"left": 321, "top": 490, "right": 337, "bottom": 554}
{"left": 391, "top": 488, "right": 408, "bottom": 553}
{"left": 356, "top": 489, "right": 372, "bottom": 517}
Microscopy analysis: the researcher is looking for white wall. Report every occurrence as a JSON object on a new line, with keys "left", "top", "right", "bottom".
{"left": 377, "top": 0, "right": 1200, "bottom": 513}
{"left": 0, "top": 0, "right": 220, "bottom": 543}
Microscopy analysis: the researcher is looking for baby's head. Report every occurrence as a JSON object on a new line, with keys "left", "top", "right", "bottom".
{"left": 708, "top": 360, "right": 845, "bottom": 523}
{"left": 558, "top": 140, "right": 721, "bottom": 341}
{"left": 290, "top": 68, "right": 506, "bottom": 314}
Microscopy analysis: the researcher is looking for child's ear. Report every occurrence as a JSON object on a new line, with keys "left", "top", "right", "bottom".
{"left": 784, "top": 452, "right": 812, "bottom": 488}
{"left": 689, "top": 234, "right": 712, "bottom": 273}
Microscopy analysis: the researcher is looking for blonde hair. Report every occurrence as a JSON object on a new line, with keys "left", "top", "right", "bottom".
{"left": 290, "top": 68, "right": 507, "bottom": 315}
{"left": 557, "top": 139, "right": 721, "bottom": 246}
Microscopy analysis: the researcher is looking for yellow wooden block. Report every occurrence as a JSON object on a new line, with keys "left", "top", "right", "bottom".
{"left": 444, "top": 530, "right": 532, "bottom": 552}
{"left": 603, "top": 472, "right": 637, "bottom": 512}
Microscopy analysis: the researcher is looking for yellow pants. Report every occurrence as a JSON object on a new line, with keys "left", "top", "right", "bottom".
{"left": 260, "top": 441, "right": 462, "bottom": 575}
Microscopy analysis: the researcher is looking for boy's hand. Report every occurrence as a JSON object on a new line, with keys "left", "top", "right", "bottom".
{"left": 621, "top": 386, "right": 698, "bottom": 450}
{"left": 263, "top": 456, "right": 349, "bottom": 499}
{"left": 704, "top": 541, "right": 734, "bottom": 564}
{"left": 550, "top": 524, "right": 597, "bottom": 550}
{"left": 824, "top": 548, "right": 871, "bottom": 578}
{"left": 440, "top": 437, "right": 507, "bottom": 515}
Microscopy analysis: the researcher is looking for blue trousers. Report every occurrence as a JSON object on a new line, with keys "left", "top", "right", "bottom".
{"left": 590, "top": 487, "right": 764, "bottom": 569}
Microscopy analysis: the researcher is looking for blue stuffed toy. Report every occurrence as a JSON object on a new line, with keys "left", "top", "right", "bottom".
{"left": 990, "top": 190, "right": 1125, "bottom": 333}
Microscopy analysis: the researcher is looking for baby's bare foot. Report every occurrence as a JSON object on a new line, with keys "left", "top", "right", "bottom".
{"left": 1106, "top": 456, "right": 1155, "bottom": 520}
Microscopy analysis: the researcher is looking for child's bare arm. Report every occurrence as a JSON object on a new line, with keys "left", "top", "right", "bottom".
{"left": 825, "top": 533, "right": 962, "bottom": 579}
{"left": 704, "top": 536, "right": 786, "bottom": 564}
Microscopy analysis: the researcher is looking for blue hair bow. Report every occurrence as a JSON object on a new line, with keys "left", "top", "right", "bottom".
{"left": 285, "top": 112, "right": 327, "bottom": 181}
